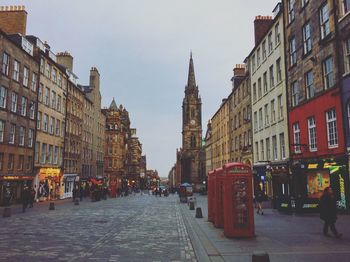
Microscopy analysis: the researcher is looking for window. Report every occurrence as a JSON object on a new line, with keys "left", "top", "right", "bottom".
{"left": 259, "top": 108, "right": 263, "bottom": 130}
{"left": 38, "top": 83, "right": 43, "bottom": 102}
{"left": 264, "top": 104, "right": 269, "bottom": 126}
{"left": 288, "top": 0, "right": 295, "bottom": 23}
{"left": 45, "top": 62, "right": 51, "bottom": 78}
{"left": 43, "top": 114, "right": 48, "bottom": 132}
{"left": 0, "top": 86, "right": 7, "bottom": 109}
{"left": 35, "top": 142, "right": 40, "bottom": 163}
{"left": 29, "top": 101, "right": 35, "bottom": 120}
{"left": 272, "top": 135, "right": 278, "bottom": 160}
{"left": 308, "top": 117, "right": 317, "bottom": 151}
{"left": 19, "top": 126, "right": 25, "bottom": 146}
{"left": 268, "top": 32, "right": 273, "bottom": 53}
{"left": 257, "top": 48, "right": 261, "bottom": 67}
{"left": 258, "top": 78, "right": 262, "bottom": 99}
{"left": 31, "top": 73, "right": 37, "bottom": 92}
{"left": 289, "top": 37, "right": 297, "bottom": 66}
{"left": 51, "top": 91, "right": 56, "bottom": 109}
{"left": 9, "top": 124, "right": 15, "bottom": 144}
{"left": 23, "top": 67, "right": 29, "bottom": 87}
{"left": 8, "top": 154, "right": 14, "bottom": 170}
{"left": 253, "top": 83, "right": 257, "bottom": 102}
{"left": 45, "top": 87, "right": 50, "bottom": 106}
{"left": 293, "top": 123, "right": 301, "bottom": 153}
{"left": 58, "top": 74, "right": 62, "bottom": 87}
{"left": 254, "top": 111, "right": 258, "bottom": 132}
{"left": 275, "top": 23, "right": 280, "bottom": 45}
{"left": 260, "top": 140, "right": 264, "bottom": 161}
{"left": 20, "top": 96, "right": 27, "bottom": 116}
{"left": 292, "top": 81, "right": 300, "bottom": 106}
{"left": 326, "top": 109, "right": 338, "bottom": 148}
{"left": 26, "top": 156, "right": 32, "bottom": 170}
{"left": 37, "top": 111, "right": 41, "bottom": 130}
{"left": 0, "top": 120, "right": 4, "bottom": 142}
{"left": 266, "top": 138, "right": 270, "bottom": 160}
{"left": 252, "top": 55, "right": 256, "bottom": 72}
{"left": 52, "top": 68, "right": 57, "bottom": 83}
{"left": 41, "top": 143, "right": 47, "bottom": 164}
{"left": 2, "top": 52, "right": 10, "bottom": 76}
{"left": 48, "top": 145, "right": 53, "bottom": 164}
{"left": 305, "top": 70, "right": 315, "bottom": 99}
{"left": 276, "top": 58, "right": 282, "bottom": 83}
{"left": 320, "top": 3, "right": 330, "bottom": 39}
{"left": 17, "top": 155, "right": 24, "bottom": 170}
{"left": 263, "top": 72, "right": 268, "bottom": 94}
{"left": 49, "top": 116, "right": 54, "bottom": 135}
{"left": 57, "top": 95, "right": 61, "bottom": 112}
{"left": 278, "top": 95, "right": 283, "bottom": 119}
{"left": 55, "top": 119, "right": 60, "bottom": 136}
{"left": 54, "top": 146, "right": 59, "bottom": 164}
{"left": 28, "top": 128, "right": 34, "bottom": 148}
{"left": 341, "top": 0, "right": 350, "bottom": 14}
{"left": 280, "top": 133, "right": 285, "bottom": 159}
{"left": 344, "top": 38, "right": 350, "bottom": 74}
{"left": 269, "top": 65, "right": 275, "bottom": 88}
{"left": 301, "top": 0, "right": 309, "bottom": 8}
{"left": 11, "top": 92, "right": 17, "bottom": 112}
{"left": 13, "top": 60, "right": 20, "bottom": 81}
{"left": 63, "top": 98, "right": 66, "bottom": 114}
{"left": 40, "top": 58, "right": 44, "bottom": 73}
{"left": 303, "top": 22, "right": 312, "bottom": 54}
{"left": 262, "top": 41, "right": 267, "bottom": 60}
{"left": 323, "top": 56, "right": 334, "bottom": 89}
{"left": 255, "top": 142, "right": 259, "bottom": 162}
{"left": 0, "top": 153, "right": 3, "bottom": 170}
{"left": 271, "top": 99, "right": 276, "bottom": 123}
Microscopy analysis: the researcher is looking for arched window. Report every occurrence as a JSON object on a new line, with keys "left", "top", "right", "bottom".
{"left": 190, "top": 135, "right": 196, "bottom": 148}
{"left": 191, "top": 108, "right": 195, "bottom": 118}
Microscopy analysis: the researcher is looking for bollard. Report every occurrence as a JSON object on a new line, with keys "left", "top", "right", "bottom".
{"left": 74, "top": 199, "right": 79, "bottom": 205}
{"left": 3, "top": 207, "right": 11, "bottom": 218}
{"left": 189, "top": 201, "right": 195, "bottom": 210}
{"left": 252, "top": 252, "right": 270, "bottom": 262}
{"left": 49, "top": 202, "right": 55, "bottom": 210}
{"left": 195, "top": 207, "right": 203, "bottom": 218}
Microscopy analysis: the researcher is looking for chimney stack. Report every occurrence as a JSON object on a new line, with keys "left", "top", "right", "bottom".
{"left": 232, "top": 64, "right": 246, "bottom": 89}
{"left": 254, "top": 15, "right": 273, "bottom": 46}
{"left": 57, "top": 51, "right": 74, "bottom": 71}
{"left": 0, "top": 5, "right": 27, "bottom": 35}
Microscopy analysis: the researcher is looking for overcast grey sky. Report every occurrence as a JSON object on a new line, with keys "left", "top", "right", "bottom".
{"left": 10, "top": 0, "right": 278, "bottom": 177}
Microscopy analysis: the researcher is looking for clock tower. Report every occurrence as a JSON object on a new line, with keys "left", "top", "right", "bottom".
{"left": 181, "top": 53, "right": 204, "bottom": 187}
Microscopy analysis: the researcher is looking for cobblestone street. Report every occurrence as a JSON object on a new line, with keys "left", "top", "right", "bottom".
{"left": 0, "top": 194, "right": 196, "bottom": 262}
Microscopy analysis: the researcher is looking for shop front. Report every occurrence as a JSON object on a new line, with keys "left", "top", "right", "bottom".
{"left": 62, "top": 174, "right": 77, "bottom": 199}
{"left": 36, "top": 168, "right": 62, "bottom": 201}
{"left": 269, "top": 162, "right": 291, "bottom": 210}
{"left": 292, "top": 157, "right": 349, "bottom": 212}
{"left": 0, "top": 175, "right": 34, "bottom": 206}
{"left": 252, "top": 164, "right": 271, "bottom": 199}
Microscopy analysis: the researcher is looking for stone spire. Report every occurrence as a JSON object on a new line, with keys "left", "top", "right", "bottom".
{"left": 186, "top": 52, "right": 197, "bottom": 90}
{"left": 109, "top": 97, "right": 118, "bottom": 110}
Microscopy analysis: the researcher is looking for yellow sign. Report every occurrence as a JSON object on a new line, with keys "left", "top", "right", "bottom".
{"left": 308, "top": 164, "right": 318, "bottom": 169}
{"left": 324, "top": 162, "right": 337, "bottom": 168}
{"left": 2, "top": 176, "right": 33, "bottom": 180}
{"left": 39, "top": 168, "right": 61, "bottom": 180}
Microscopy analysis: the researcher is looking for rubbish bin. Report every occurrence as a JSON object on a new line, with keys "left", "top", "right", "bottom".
{"left": 222, "top": 162, "right": 254, "bottom": 238}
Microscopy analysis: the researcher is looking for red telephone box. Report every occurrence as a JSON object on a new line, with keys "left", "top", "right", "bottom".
{"left": 214, "top": 167, "right": 225, "bottom": 228}
{"left": 223, "top": 162, "right": 254, "bottom": 238}
{"left": 207, "top": 170, "right": 216, "bottom": 223}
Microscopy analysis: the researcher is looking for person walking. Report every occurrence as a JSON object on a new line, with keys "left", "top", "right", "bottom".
{"left": 79, "top": 186, "right": 84, "bottom": 201}
{"left": 21, "top": 186, "right": 30, "bottom": 213}
{"left": 319, "top": 187, "right": 342, "bottom": 238}
{"left": 256, "top": 188, "right": 264, "bottom": 215}
{"left": 29, "top": 186, "right": 36, "bottom": 208}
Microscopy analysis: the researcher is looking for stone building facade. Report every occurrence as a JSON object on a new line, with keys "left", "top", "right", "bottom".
{"left": 0, "top": 29, "right": 39, "bottom": 205}
{"left": 127, "top": 128, "right": 142, "bottom": 188}
{"left": 57, "top": 51, "right": 84, "bottom": 198}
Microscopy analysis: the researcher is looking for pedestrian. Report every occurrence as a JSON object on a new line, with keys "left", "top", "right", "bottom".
{"left": 80, "top": 186, "right": 84, "bottom": 201}
{"left": 159, "top": 187, "right": 162, "bottom": 197}
{"left": 29, "top": 186, "right": 36, "bottom": 208}
{"left": 21, "top": 186, "right": 30, "bottom": 213}
{"left": 319, "top": 187, "right": 342, "bottom": 238}
{"left": 256, "top": 187, "right": 264, "bottom": 215}
{"left": 72, "top": 186, "right": 77, "bottom": 201}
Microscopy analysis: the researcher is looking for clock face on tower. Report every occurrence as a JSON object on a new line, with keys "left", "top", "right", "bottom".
{"left": 190, "top": 119, "right": 196, "bottom": 125}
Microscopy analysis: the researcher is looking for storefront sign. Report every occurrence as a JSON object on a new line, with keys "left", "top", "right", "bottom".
{"left": 307, "top": 164, "right": 318, "bottom": 169}
{"left": 229, "top": 168, "right": 250, "bottom": 174}
{"left": 302, "top": 203, "right": 318, "bottom": 209}
{"left": 1, "top": 176, "right": 33, "bottom": 180}
{"left": 338, "top": 174, "right": 346, "bottom": 209}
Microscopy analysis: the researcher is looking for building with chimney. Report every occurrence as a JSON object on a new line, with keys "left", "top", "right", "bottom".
{"left": 283, "top": 0, "right": 349, "bottom": 211}
{"left": 178, "top": 54, "right": 205, "bottom": 190}
{"left": 0, "top": 6, "right": 39, "bottom": 204}
{"left": 57, "top": 51, "right": 84, "bottom": 198}
{"left": 246, "top": 4, "right": 290, "bottom": 200}
{"left": 229, "top": 65, "right": 252, "bottom": 166}
{"left": 127, "top": 128, "right": 142, "bottom": 189}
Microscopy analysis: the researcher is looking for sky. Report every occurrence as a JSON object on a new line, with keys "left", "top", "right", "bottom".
{"left": 8, "top": 0, "right": 278, "bottom": 178}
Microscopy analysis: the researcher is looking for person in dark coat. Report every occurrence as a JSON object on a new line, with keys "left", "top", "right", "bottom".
{"left": 319, "top": 187, "right": 342, "bottom": 238}
{"left": 79, "top": 186, "right": 84, "bottom": 201}
{"left": 255, "top": 188, "right": 264, "bottom": 215}
{"left": 21, "top": 186, "right": 30, "bottom": 213}
{"left": 29, "top": 186, "right": 36, "bottom": 208}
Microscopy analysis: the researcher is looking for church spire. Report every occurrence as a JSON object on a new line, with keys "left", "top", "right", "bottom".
{"left": 109, "top": 97, "right": 118, "bottom": 110}
{"left": 186, "top": 52, "right": 196, "bottom": 89}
